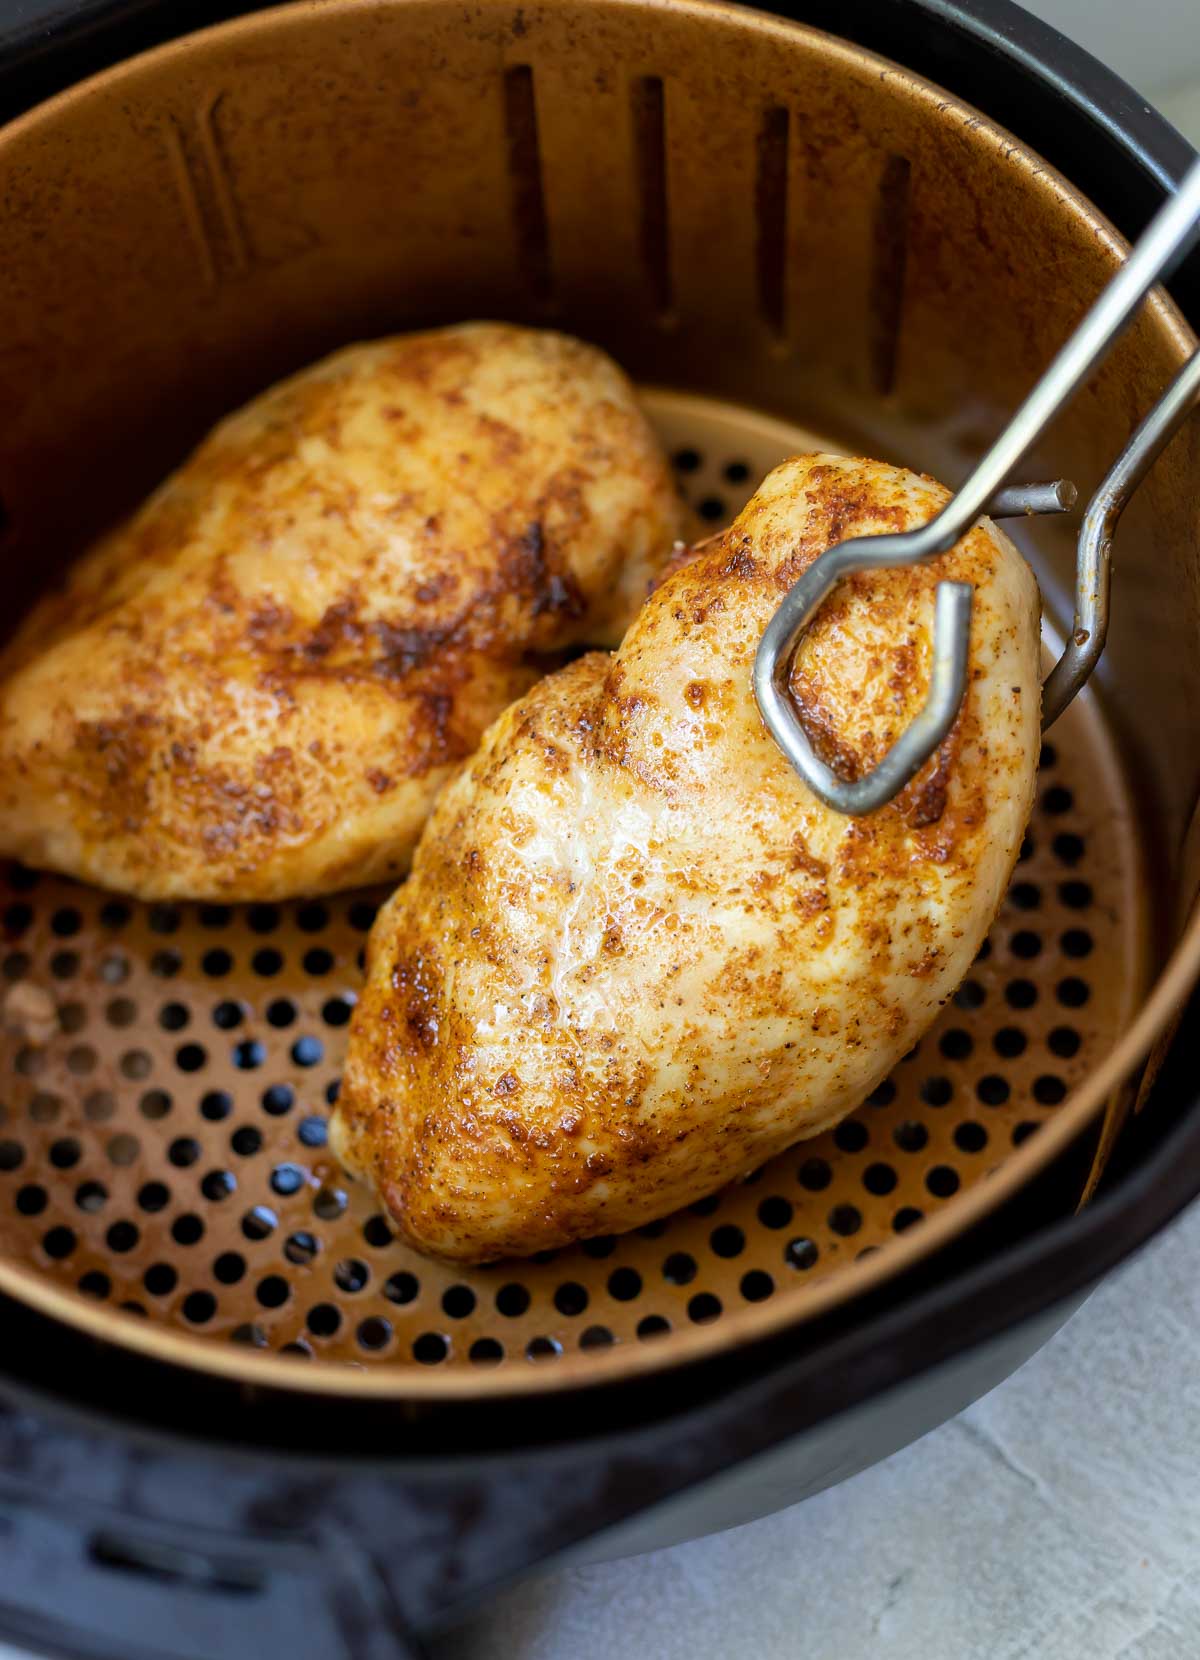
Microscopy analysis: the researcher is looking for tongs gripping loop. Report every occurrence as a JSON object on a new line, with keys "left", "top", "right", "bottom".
{"left": 755, "top": 156, "right": 1200, "bottom": 815}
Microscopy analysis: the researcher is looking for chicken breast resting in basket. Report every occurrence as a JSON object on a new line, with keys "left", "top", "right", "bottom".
{"left": 0, "top": 324, "right": 685, "bottom": 899}
{"left": 334, "top": 453, "right": 1041, "bottom": 1261}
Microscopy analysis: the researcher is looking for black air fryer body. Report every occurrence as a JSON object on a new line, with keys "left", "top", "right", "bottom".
{"left": 0, "top": 4, "right": 1197, "bottom": 1657}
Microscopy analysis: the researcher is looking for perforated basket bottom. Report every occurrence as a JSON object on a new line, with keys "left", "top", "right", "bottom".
{"left": 0, "top": 393, "right": 1145, "bottom": 1377}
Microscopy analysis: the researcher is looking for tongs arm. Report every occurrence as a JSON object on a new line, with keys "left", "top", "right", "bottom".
{"left": 755, "top": 156, "right": 1200, "bottom": 815}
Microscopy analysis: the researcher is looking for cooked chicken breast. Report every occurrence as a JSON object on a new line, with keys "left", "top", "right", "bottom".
{"left": 334, "top": 454, "right": 1041, "bottom": 1261}
{"left": 0, "top": 324, "right": 685, "bottom": 899}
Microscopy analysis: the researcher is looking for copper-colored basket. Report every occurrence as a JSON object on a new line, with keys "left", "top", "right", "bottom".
{"left": 0, "top": 0, "right": 1197, "bottom": 1401}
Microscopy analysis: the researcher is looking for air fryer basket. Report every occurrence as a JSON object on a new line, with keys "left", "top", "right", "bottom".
{"left": 0, "top": 0, "right": 1198, "bottom": 1403}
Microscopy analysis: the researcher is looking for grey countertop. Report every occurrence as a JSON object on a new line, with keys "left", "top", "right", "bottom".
{"left": 440, "top": 1200, "right": 1200, "bottom": 1660}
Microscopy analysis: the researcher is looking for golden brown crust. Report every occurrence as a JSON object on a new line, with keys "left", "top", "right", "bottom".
{"left": 0, "top": 324, "right": 685, "bottom": 898}
{"left": 334, "top": 454, "right": 1042, "bottom": 1261}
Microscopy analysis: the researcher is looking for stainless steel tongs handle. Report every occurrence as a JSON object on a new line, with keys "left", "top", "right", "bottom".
{"left": 754, "top": 156, "right": 1200, "bottom": 815}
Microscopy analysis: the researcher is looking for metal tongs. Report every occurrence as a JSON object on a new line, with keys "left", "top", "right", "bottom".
{"left": 755, "top": 157, "right": 1200, "bottom": 815}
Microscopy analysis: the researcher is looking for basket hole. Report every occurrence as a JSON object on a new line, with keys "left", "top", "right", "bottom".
{"left": 977, "top": 1075, "right": 1011, "bottom": 1107}
{"left": 662, "top": 1251, "right": 697, "bottom": 1285}
{"left": 144, "top": 1263, "right": 177, "bottom": 1296}
{"left": 993, "top": 1027, "right": 1026, "bottom": 1058}
{"left": 256, "top": 1275, "right": 289, "bottom": 1309}
{"left": 709, "top": 1225, "right": 745, "bottom": 1258}
{"left": 833, "top": 1119, "right": 868, "bottom": 1153}
{"left": 1057, "top": 977, "right": 1090, "bottom": 1008}
{"left": 954, "top": 979, "right": 985, "bottom": 1011}
{"left": 496, "top": 1282, "right": 531, "bottom": 1317}
{"left": 470, "top": 1338, "right": 504, "bottom": 1364}
{"left": 579, "top": 1325, "right": 615, "bottom": 1349}
{"left": 893, "top": 1120, "right": 928, "bottom": 1153}
{"left": 298, "top": 1115, "right": 327, "bottom": 1149}
{"left": 41, "top": 1225, "right": 76, "bottom": 1260}
{"left": 1010, "top": 930, "right": 1042, "bottom": 960}
{"left": 687, "top": 1292, "right": 722, "bottom": 1324}
{"left": 168, "top": 1136, "right": 200, "bottom": 1167}
{"left": 553, "top": 1280, "right": 589, "bottom": 1316}
{"left": 440, "top": 1283, "right": 475, "bottom": 1318}
{"left": 920, "top": 1075, "right": 953, "bottom": 1107}
{"left": 356, "top": 1317, "right": 392, "bottom": 1352}
{"left": 1033, "top": 1074, "right": 1067, "bottom": 1105}
{"left": 894, "top": 1206, "right": 924, "bottom": 1232}
{"left": 241, "top": 1205, "right": 276, "bottom": 1241}
{"left": 415, "top": 1332, "right": 450, "bottom": 1364}
{"left": 74, "top": 1180, "right": 107, "bottom": 1212}
{"left": 953, "top": 1121, "right": 988, "bottom": 1153}
{"left": 526, "top": 1335, "right": 561, "bottom": 1361}
{"left": 29, "top": 1092, "right": 60, "bottom": 1125}
{"left": 78, "top": 1270, "right": 111, "bottom": 1299}
{"left": 607, "top": 1267, "right": 643, "bottom": 1301}
{"left": 785, "top": 1237, "right": 818, "bottom": 1270}
{"left": 1061, "top": 929, "right": 1093, "bottom": 959}
{"left": 384, "top": 1271, "right": 419, "bottom": 1305}
{"left": 201, "top": 1090, "right": 233, "bottom": 1121}
{"left": 865, "top": 1078, "right": 896, "bottom": 1107}
{"left": 1042, "top": 785, "right": 1073, "bottom": 815}
{"left": 1009, "top": 883, "right": 1040, "bottom": 911}
{"left": 182, "top": 1291, "right": 215, "bottom": 1324}
{"left": 15, "top": 1184, "right": 46, "bottom": 1215}
{"left": 362, "top": 1215, "right": 392, "bottom": 1248}
{"left": 137, "top": 1181, "right": 170, "bottom": 1213}
{"left": 798, "top": 1157, "right": 831, "bottom": 1191}
{"left": 740, "top": 1270, "right": 774, "bottom": 1303}
{"left": 138, "top": 1089, "right": 172, "bottom": 1122}
{"left": 307, "top": 1303, "right": 341, "bottom": 1337}
{"left": 303, "top": 948, "right": 334, "bottom": 975}
{"left": 261, "top": 1084, "right": 294, "bottom": 1117}
{"left": 1049, "top": 1026, "right": 1081, "bottom": 1058}
{"left": 1053, "top": 832, "right": 1085, "bottom": 866}
{"left": 284, "top": 1231, "right": 319, "bottom": 1266}
{"left": 291, "top": 1036, "right": 323, "bottom": 1068}
{"left": 213, "top": 1252, "right": 246, "bottom": 1285}
{"left": 171, "top": 1213, "right": 205, "bottom": 1246}
{"left": 756, "top": 1196, "right": 793, "bottom": 1230}
{"left": 939, "top": 1028, "right": 973, "bottom": 1060}
{"left": 636, "top": 1314, "right": 672, "bottom": 1338}
{"left": 312, "top": 1187, "right": 345, "bottom": 1221}
{"left": 828, "top": 1204, "right": 862, "bottom": 1236}
{"left": 926, "top": 1165, "right": 961, "bottom": 1198}
{"left": 200, "top": 1169, "right": 236, "bottom": 1202}
{"left": 231, "top": 1126, "right": 262, "bottom": 1157}
{"left": 335, "top": 1258, "right": 371, "bottom": 1294}
{"left": 106, "top": 1133, "right": 139, "bottom": 1166}
{"left": 1006, "top": 978, "right": 1038, "bottom": 1009}
{"left": 862, "top": 1162, "right": 898, "bottom": 1196}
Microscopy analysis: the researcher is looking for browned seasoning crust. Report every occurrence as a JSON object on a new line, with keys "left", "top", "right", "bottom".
{"left": 334, "top": 454, "right": 1042, "bottom": 1261}
{"left": 0, "top": 324, "right": 685, "bottom": 899}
